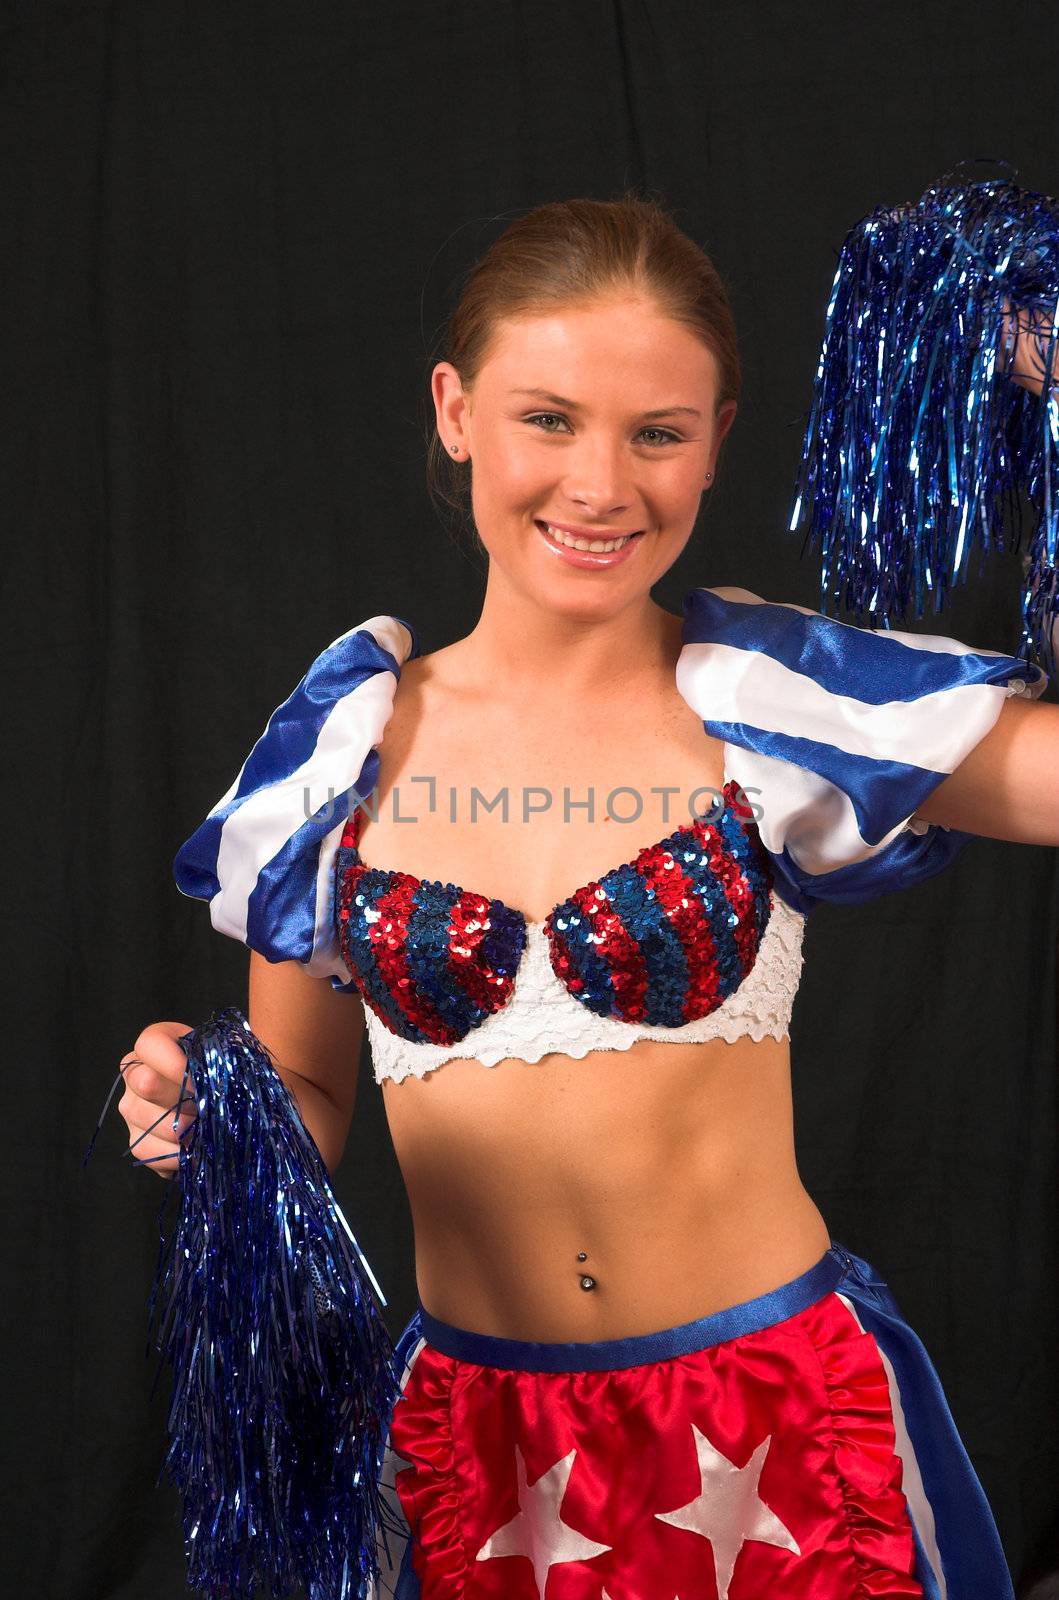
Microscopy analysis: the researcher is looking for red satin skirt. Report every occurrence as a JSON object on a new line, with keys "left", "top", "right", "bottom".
{"left": 370, "top": 1243, "right": 1012, "bottom": 1599}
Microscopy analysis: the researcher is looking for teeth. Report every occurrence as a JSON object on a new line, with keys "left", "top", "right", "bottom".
{"left": 543, "top": 523, "right": 634, "bottom": 553}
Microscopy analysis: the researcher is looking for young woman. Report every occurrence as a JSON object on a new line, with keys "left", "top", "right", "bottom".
{"left": 118, "top": 196, "right": 1058, "bottom": 1599}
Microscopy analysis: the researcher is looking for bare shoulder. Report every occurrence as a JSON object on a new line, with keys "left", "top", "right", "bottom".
{"left": 383, "top": 642, "right": 489, "bottom": 761}
{"left": 399, "top": 637, "right": 494, "bottom": 702}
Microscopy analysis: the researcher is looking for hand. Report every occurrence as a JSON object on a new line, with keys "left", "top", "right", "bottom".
{"left": 117, "top": 1021, "right": 199, "bottom": 1179}
{"left": 999, "top": 297, "right": 1057, "bottom": 396}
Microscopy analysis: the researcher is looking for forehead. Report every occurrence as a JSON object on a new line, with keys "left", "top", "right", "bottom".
{"left": 482, "top": 300, "right": 718, "bottom": 394}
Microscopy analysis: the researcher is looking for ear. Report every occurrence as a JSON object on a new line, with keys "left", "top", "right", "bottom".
{"left": 712, "top": 399, "right": 738, "bottom": 454}
{"left": 431, "top": 361, "right": 469, "bottom": 447}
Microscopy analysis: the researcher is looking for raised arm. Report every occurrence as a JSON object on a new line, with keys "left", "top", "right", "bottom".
{"left": 1000, "top": 298, "right": 1059, "bottom": 396}
{"left": 909, "top": 303, "right": 1059, "bottom": 843}
{"left": 912, "top": 693, "right": 1059, "bottom": 845}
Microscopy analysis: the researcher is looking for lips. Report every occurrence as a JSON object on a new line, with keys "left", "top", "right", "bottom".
{"left": 534, "top": 520, "right": 645, "bottom": 545}
{"left": 534, "top": 520, "right": 645, "bottom": 569}
{"left": 540, "top": 519, "right": 644, "bottom": 541}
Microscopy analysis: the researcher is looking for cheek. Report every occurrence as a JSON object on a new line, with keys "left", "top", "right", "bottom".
{"left": 476, "top": 444, "right": 545, "bottom": 508}
{"left": 667, "top": 456, "right": 709, "bottom": 497}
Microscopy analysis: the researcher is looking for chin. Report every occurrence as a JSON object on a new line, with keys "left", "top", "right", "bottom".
{"left": 534, "top": 573, "right": 653, "bottom": 620}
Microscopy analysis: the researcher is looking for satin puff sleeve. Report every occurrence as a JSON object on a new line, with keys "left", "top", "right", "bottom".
{"left": 173, "top": 613, "right": 419, "bottom": 989}
{"left": 676, "top": 586, "right": 1049, "bottom": 915}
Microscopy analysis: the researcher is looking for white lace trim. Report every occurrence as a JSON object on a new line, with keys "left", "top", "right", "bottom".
{"left": 365, "top": 891, "right": 807, "bottom": 1084}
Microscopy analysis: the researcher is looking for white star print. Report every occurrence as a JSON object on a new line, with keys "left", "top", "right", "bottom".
{"left": 476, "top": 1445, "right": 612, "bottom": 1597}
{"left": 654, "top": 1425, "right": 800, "bottom": 1600}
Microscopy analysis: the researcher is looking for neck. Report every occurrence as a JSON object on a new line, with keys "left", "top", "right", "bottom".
{"left": 457, "top": 570, "right": 684, "bottom": 706}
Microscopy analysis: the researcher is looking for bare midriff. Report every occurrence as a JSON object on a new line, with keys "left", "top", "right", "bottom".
{"left": 366, "top": 613, "right": 832, "bottom": 1343}
{"left": 381, "top": 1031, "right": 832, "bottom": 1342}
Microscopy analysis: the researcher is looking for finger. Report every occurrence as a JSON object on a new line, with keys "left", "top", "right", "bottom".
{"left": 134, "top": 1021, "right": 196, "bottom": 1058}
{"left": 124, "top": 1060, "right": 197, "bottom": 1109}
{"left": 118, "top": 1075, "right": 196, "bottom": 1126}
{"left": 126, "top": 1098, "right": 198, "bottom": 1158}
{"left": 124, "top": 1124, "right": 182, "bottom": 1176}
{"left": 120, "top": 1091, "right": 196, "bottom": 1145}
{"left": 131, "top": 1024, "right": 197, "bottom": 1085}
{"left": 128, "top": 1050, "right": 196, "bottom": 1092}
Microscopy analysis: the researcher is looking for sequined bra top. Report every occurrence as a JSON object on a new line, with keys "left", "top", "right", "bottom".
{"left": 334, "top": 785, "right": 807, "bottom": 1080}
{"left": 173, "top": 587, "right": 1047, "bottom": 1084}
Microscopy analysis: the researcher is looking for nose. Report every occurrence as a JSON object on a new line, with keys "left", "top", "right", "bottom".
{"left": 563, "top": 437, "right": 638, "bottom": 520}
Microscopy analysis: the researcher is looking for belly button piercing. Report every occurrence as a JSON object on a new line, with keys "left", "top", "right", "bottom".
{"left": 580, "top": 1275, "right": 597, "bottom": 1291}
{"left": 577, "top": 1252, "right": 587, "bottom": 1262}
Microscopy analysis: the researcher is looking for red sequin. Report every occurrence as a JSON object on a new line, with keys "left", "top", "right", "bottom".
{"left": 334, "top": 781, "right": 774, "bottom": 1043}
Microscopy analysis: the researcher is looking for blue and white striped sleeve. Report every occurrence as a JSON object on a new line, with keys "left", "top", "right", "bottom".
{"left": 173, "top": 613, "right": 418, "bottom": 988}
{"left": 676, "top": 586, "right": 1049, "bottom": 914}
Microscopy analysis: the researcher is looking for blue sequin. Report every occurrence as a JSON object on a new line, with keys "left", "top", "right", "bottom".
{"left": 334, "top": 787, "right": 775, "bottom": 1044}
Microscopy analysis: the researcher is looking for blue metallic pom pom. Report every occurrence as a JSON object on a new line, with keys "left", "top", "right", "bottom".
{"left": 790, "top": 163, "right": 1059, "bottom": 674}
{"left": 144, "top": 1007, "right": 405, "bottom": 1598}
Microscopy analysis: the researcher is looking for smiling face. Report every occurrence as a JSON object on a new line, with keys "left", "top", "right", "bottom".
{"left": 432, "top": 293, "right": 738, "bottom": 620}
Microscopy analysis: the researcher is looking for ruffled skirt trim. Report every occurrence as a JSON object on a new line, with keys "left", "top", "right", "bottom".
{"left": 803, "top": 1292, "right": 922, "bottom": 1595}
{"left": 387, "top": 1349, "right": 469, "bottom": 1596}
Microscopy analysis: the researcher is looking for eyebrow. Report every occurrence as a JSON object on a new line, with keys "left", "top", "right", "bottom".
{"left": 509, "top": 387, "right": 702, "bottom": 420}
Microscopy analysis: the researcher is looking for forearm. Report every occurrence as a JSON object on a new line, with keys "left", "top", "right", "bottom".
{"left": 274, "top": 1065, "right": 352, "bottom": 1176}
{"left": 246, "top": 951, "right": 364, "bottom": 1179}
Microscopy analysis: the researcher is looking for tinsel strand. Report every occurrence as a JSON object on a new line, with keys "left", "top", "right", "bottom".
{"left": 89, "top": 1007, "right": 409, "bottom": 1600}
{"left": 790, "top": 168, "right": 1059, "bottom": 675}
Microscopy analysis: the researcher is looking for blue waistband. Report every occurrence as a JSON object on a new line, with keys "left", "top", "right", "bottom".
{"left": 414, "top": 1242, "right": 854, "bottom": 1372}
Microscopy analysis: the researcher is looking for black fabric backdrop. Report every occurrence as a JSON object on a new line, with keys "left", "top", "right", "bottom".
{"left": 5, "top": 2, "right": 1058, "bottom": 1595}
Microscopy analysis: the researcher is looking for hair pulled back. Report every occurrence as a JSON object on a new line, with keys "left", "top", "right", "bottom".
{"left": 424, "top": 188, "right": 740, "bottom": 546}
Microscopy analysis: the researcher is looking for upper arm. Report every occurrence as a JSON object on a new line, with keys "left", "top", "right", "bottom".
{"left": 912, "top": 694, "right": 1059, "bottom": 846}
{"left": 247, "top": 949, "right": 366, "bottom": 1123}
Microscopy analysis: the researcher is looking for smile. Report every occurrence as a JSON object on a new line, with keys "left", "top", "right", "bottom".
{"left": 535, "top": 520, "right": 646, "bottom": 568}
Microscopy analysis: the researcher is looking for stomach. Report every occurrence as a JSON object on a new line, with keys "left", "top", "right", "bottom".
{"left": 380, "top": 1032, "right": 833, "bottom": 1342}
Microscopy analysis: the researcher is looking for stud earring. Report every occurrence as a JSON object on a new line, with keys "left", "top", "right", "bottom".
{"left": 450, "top": 444, "right": 460, "bottom": 456}
{"left": 704, "top": 471, "right": 713, "bottom": 483}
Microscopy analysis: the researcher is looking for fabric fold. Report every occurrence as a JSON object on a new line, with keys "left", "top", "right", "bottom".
{"left": 808, "top": 1297, "right": 923, "bottom": 1597}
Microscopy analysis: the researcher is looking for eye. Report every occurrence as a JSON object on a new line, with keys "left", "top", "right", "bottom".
{"left": 525, "top": 412, "right": 568, "bottom": 434}
{"left": 523, "top": 412, "right": 683, "bottom": 447}
{"left": 639, "top": 425, "right": 683, "bottom": 446}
